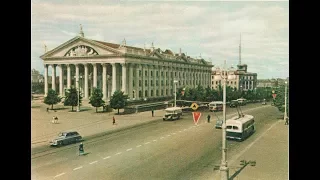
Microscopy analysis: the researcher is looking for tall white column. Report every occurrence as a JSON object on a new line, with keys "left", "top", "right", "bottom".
{"left": 102, "top": 63, "right": 107, "bottom": 100}
{"left": 121, "top": 63, "right": 127, "bottom": 93}
{"left": 84, "top": 64, "right": 89, "bottom": 99}
{"left": 129, "top": 63, "right": 133, "bottom": 99}
{"left": 58, "top": 64, "right": 64, "bottom": 96}
{"left": 153, "top": 65, "right": 156, "bottom": 97}
{"left": 111, "top": 63, "right": 117, "bottom": 95}
{"left": 51, "top": 64, "right": 56, "bottom": 91}
{"left": 159, "top": 66, "right": 162, "bottom": 97}
{"left": 164, "top": 66, "right": 167, "bottom": 96}
{"left": 75, "top": 64, "right": 79, "bottom": 89}
{"left": 93, "top": 63, "right": 97, "bottom": 88}
{"left": 44, "top": 64, "right": 48, "bottom": 96}
{"left": 135, "top": 64, "right": 140, "bottom": 99}
{"left": 142, "top": 64, "right": 145, "bottom": 98}
{"left": 67, "top": 64, "right": 71, "bottom": 89}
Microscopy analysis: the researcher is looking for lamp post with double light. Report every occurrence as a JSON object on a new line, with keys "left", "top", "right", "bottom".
{"left": 74, "top": 74, "right": 83, "bottom": 112}
{"left": 215, "top": 60, "right": 236, "bottom": 180}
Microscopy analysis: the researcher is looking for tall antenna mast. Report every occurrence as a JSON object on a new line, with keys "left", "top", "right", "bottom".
{"left": 239, "top": 33, "right": 241, "bottom": 65}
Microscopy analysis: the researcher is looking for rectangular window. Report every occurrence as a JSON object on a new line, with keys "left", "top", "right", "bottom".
{"left": 166, "top": 72, "right": 168, "bottom": 76}
{"left": 139, "top": 70, "right": 142, "bottom": 77}
{"left": 156, "top": 71, "right": 158, "bottom": 77}
{"left": 145, "top": 70, "right": 147, "bottom": 76}
{"left": 161, "top": 72, "right": 164, "bottom": 77}
{"left": 139, "top": 80, "right": 141, "bottom": 87}
{"left": 156, "top": 80, "right": 158, "bottom": 86}
{"left": 151, "top": 71, "right": 153, "bottom": 77}
{"left": 145, "top": 80, "right": 148, "bottom": 86}
{"left": 161, "top": 80, "right": 163, "bottom": 86}
{"left": 161, "top": 90, "right": 163, "bottom": 96}
{"left": 151, "top": 80, "right": 153, "bottom": 86}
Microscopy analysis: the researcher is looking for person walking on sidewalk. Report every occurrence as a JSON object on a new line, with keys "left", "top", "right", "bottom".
{"left": 113, "top": 116, "right": 116, "bottom": 125}
{"left": 207, "top": 114, "right": 211, "bottom": 123}
{"left": 151, "top": 109, "right": 154, "bottom": 117}
{"left": 79, "top": 143, "right": 84, "bottom": 156}
{"left": 285, "top": 117, "right": 289, "bottom": 125}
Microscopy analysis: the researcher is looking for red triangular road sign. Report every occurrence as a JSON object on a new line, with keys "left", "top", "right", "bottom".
{"left": 192, "top": 112, "right": 201, "bottom": 125}
{"left": 272, "top": 94, "right": 277, "bottom": 99}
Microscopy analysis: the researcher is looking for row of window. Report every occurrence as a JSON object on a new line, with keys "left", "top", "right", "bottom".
{"left": 212, "top": 81, "right": 238, "bottom": 85}
{"left": 138, "top": 70, "right": 209, "bottom": 78}
{"left": 136, "top": 79, "right": 206, "bottom": 87}
{"left": 137, "top": 89, "right": 173, "bottom": 98}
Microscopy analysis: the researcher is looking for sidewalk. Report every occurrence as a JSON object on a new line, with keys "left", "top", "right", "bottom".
{"left": 211, "top": 119, "right": 289, "bottom": 180}
{"left": 31, "top": 101, "right": 167, "bottom": 148}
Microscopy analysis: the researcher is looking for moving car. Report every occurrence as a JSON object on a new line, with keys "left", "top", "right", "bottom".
{"left": 50, "top": 131, "right": 82, "bottom": 146}
{"left": 237, "top": 98, "right": 247, "bottom": 106}
{"left": 163, "top": 107, "right": 183, "bottom": 121}
{"left": 209, "top": 101, "right": 223, "bottom": 112}
{"left": 215, "top": 119, "right": 223, "bottom": 129}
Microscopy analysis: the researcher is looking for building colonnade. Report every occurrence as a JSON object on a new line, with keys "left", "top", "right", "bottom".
{"left": 44, "top": 62, "right": 211, "bottom": 102}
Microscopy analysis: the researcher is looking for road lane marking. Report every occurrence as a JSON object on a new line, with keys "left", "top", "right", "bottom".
{"left": 73, "top": 166, "right": 83, "bottom": 171}
{"left": 179, "top": 131, "right": 182, "bottom": 132}
{"left": 153, "top": 140, "right": 157, "bottom": 142}
{"left": 103, "top": 156, "right": 111, "bottom": 159}
{"left": 54, "top": 173, "right": 65, "bottom": 178}
{"left": 167, "top": 135, "right": 171, "bottom": 137}
{"left": 136, "top": 145, "right": 142, "bottom": 147}
{"left": 126, "top": 148, "right": 132, "bottom": 151}
{"left": 172, "top": 133, "right": 176, "bottom": 135}
{"left": 89, "top": 161, "right": 98, "bottom": 165}
{"left": 144, "top": 142, "right": 150, "bottom": 144}
{"left": 160, "top": 137, "right": 165, "bottom": 139}
{"left": 184, "top": 129, "right": 187, "bottom": 131}
{"left": 115, "top": 152, "right": 122, "bottom": 155}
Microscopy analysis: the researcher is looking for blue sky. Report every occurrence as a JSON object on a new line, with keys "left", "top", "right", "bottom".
{"left": 31, "top": 0, "right": 289, "bottom": 79}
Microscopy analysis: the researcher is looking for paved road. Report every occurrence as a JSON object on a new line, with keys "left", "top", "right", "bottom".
{"left": 32, "top": 105, "right": 286, "bottom": 180}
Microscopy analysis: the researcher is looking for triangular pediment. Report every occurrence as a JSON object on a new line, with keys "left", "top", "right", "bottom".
{"left": 40, "top": 36, "right": 123, "bottom": 59}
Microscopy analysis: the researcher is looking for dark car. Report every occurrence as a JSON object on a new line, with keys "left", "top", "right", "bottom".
{"left": 215, "top": 120, "right": 223, "bottom": 129}
{"left": 229, "top": 100, "right": 238, "bottom": 108}
{"left": 50, "top": 131, "right": 82, "bottom": 146}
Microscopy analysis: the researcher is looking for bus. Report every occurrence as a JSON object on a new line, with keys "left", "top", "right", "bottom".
{"left": 209, "top": 101, "right": 223, "bottom": 112}
{"left": 226, "top": 114, "right": 255, "bottom": 141}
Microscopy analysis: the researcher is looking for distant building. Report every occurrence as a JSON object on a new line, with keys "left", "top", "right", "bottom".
{"left": 31, "top": 69, "right": 44, "bottom": 83}
{"left": 211, "top": 34, "right": 257, "bottom": 91}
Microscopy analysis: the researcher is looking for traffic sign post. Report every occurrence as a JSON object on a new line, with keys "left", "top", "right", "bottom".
{"left": 192, "top": 111, "right": 201, "bottom": 125}
{"left": 190, "top": 102, "right": 199, "bottom": 111}
{"left": 272, "top": 93, "right": 277, "bottom": 99}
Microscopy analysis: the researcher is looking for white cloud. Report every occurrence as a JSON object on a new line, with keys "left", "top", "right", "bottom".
{"left": 31, "top": 1, "right": 289, "bottom": 79}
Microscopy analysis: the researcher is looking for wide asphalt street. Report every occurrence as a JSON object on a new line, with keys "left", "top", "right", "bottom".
{"left": 31, "top": 104, "right": 285, "bottom": 180}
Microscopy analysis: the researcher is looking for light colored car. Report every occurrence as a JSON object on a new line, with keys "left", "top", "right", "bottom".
{"left": 50, "top": 131, "right": 82, "bottom": 146}
{"left": 163, "top": 107, "right": 183, "bottom": 121}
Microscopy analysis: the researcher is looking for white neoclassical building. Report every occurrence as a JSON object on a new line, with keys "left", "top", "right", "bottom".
{"left": 40, "top": 27, "right": 213, "bottom": 102}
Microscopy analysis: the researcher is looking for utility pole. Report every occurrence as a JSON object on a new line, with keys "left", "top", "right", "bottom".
{"left": 220, "top": 60, "right": 229, "bottom": 180}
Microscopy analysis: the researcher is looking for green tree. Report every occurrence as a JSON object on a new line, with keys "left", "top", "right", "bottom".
{"left": 274, "top": 84, "right": 289, "bottom": 113}
{"left": 89, "top": 88, "right": 105, "bottom": 112}
{"left": 43, "top": 89, "right": 61, "bottom": 110}
{"left": 64, "top": 87, "right": 82, "bottom": 112}
{"left": 110, "top": 90, "right": 128, "bottom": 114}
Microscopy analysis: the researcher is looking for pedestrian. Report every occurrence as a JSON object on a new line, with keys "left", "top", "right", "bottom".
{"left": 151, "top": 109, "right": 154, "bottom": 117}
{"left": 285, "top": 117, "right": 289, "bottom": 125}
{"left": 46, "top": 107, "right": 49, "bottom": 112}
{"left": 207, "top": 114, "right": 211, "bottom": 123}
{"left": 113, "top": 116, "right": 116, "bottom": 125}
{"left": 79, "top": 143, "right": 84, "bottom": 156}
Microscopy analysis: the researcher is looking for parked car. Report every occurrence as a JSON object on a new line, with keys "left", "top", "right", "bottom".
{"left": 50, "top": 131, "right": 82, "bottom": 146}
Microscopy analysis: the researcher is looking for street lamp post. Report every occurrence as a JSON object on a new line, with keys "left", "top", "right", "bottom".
{"left": 284, "top": 81, "right": 288, "bottom": 121}
{"left": 75, "top": 75, "right": 83, "bottom": 112}
{"left": 216, "top": 60, "right": 236, "bottom": 180}
{"left": 174, "top": 80, "right": 178, "bottom": 107}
